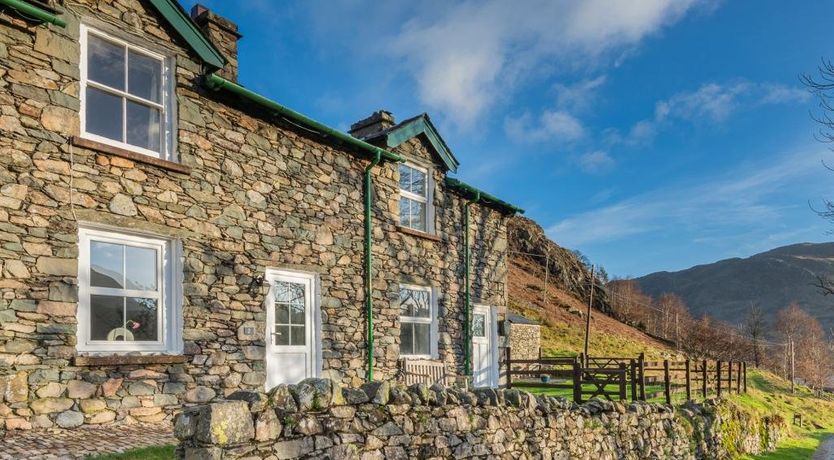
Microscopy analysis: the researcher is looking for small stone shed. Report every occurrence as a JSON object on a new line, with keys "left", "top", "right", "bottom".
{"left": 504, "top": 313, "right": 541, "bottom": 360}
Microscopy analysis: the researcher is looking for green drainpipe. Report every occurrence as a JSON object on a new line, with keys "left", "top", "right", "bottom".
{"left": 0, "top": 0, "right": 66, "bottom": 27}
{"left": 364, "top": 151, "right": 381, "bottom": 381}
{"left": 203, "top": 73, "right": 404, "bottom": 382}
{"left": 464, "top": 191, "right": 481, "bottom": 376}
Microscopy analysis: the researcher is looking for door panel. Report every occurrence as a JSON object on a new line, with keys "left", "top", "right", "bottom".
{"left": 472, "top": 305, "right": 497, "bottom": 388}
{"left": 265, "top": 271, "right": 318, "bottom": 390}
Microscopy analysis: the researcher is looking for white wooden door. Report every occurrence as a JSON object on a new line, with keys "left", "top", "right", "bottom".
{"left": 472, "top": 305, "right": 498, "bottom": 388}
{"left": 265, "top": 270, "right": 319, "bottom": 389}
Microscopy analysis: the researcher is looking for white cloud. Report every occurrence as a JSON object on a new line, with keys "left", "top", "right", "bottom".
{"left": 505, "top": 110, "right": 585, "bottom": 143}
{"left": 554, "top": 76, "right": 608, "bottom": 113}
{"left": 577, "top": 151, "right": 615, "bottom": 174}
{"left": 382, "top": 0, "right": 704, "bottom": 127}
{"left": 547, "top": 146, "right": 829, "bottom": 247}
{"left": 606, "top": 81, "right": 811, "bottom": 146}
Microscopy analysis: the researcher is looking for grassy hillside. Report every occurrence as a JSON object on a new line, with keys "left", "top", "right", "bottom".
{"left": 508, "top": 254, "right": 834, "bottom": 459}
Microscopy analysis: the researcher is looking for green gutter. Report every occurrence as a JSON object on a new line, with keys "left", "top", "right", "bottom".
{"left": 0, "top": 0, "right": 66, "bottom": 27}
{"left": 203, "top": 73, "right": 403, "bottom": 382}
{"left": 446, "top": 178, "right": 524, "bottom": 215}
{"left": 463, "top": 191, "right": 481, "bottom": 376}
{"left": 204, "top": 73, "right": 403, "bottom": 164}
{"left": 148, "top": 0, "right": 226, "bottom": 71}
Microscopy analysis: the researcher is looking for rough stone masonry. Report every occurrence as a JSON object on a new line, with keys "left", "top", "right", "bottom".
{"left": 175, "top": 378, "right": 786, "bottom": 460}
{"left": 0, "top": 0, "right": 511, "bottom": 431}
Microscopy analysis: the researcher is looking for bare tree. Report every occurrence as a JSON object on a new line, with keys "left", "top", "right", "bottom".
{"left": 744, "top": 303, "right": 766, "bottom": 367}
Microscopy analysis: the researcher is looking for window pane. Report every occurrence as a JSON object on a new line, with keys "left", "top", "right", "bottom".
{"left": 90, "top": 241, "right": 124, "bottom": 288}
{"left": 399, "top": 287, "right": 430, "bottom": 318}
{"left": 125, "top": 297, "right": 158, "bottom": 341}
{"left": 274, "top": 325, "right": 289, "bottom": 346}
{"left": 274, "top": 281, "right": 304, "bottom": 304}
{"left": 400, "top": 322, "right": 413, "bottom": 355}
{"left": 86, "top": 87, "right": 123, "bottom": 142}
{"left": 473, "top": 314, "right": 486, "bottom": 337}
{"left": 88, "top": 34, "right": 125, "bottom": 90}
{"left": 290, "top": 326, "right": 305, "bottom": 346}
{"left": 289, "top": 302, "right": 305, "bottom": 325}
{"left": 126, "top": 101, "right": 161, "bottom": 152}
{"left": 410, "top": 200, "right": 426, "bottom": 231}
{"left": 125, "top": 246, "right": 157, "bottom": 290}
{"left": 90, "top": 295, "right": 124, "bottom": 341}
{"left": 128, "top": 50, "right": 162, "bottom": 103}
{"left": 410, "top": 168, "right": 426, "bottom": 195}
{"left": 398, "top": 164, "right": 411, "bottom": 191}
{"left": 399, "top": 197, "right": 410, "bottom": 227}
{"left": 275, "top": 303, "right": 289, "bottom": 324}
{"left": 413, "top": 323, "right": 430, "bottom": 355}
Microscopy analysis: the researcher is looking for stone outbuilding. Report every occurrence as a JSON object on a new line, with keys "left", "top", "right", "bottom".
{"left": 0, "top": 0, "right": 522, "bottom": 430}
{"left": 504, "top": 313, "right": 541, "bottom": 361}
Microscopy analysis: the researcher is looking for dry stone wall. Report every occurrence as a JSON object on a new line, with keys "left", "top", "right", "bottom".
{"left": 175, "top": 378, "right": 785, "bottom": 460}
{"left": 0, "top": 0, "right": 509, "bottom": 431}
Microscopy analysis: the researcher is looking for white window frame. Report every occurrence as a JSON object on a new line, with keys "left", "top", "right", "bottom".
{"left": 79, "top": 24, "right": 176, "bottom": 161}
{"left": 398, "top": 284, "right": 439, "bottom": 359}
{"left": 77, "top": 226, "right": 182, "bottom": 354}
{"left": 398, "top": 162, "right": 435, "bottom": 233}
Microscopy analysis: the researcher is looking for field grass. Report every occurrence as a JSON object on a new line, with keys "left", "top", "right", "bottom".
{"left": 85, "top": 445, "right": 175, "bottom": 460}
{"left": 731, "top": 369, "right": 834, "bottom": 460}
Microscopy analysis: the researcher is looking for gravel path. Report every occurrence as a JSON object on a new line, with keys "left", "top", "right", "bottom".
{"left": 813, "top": 435, "right": 834, "bottom": 460}
{"left": 0, "top": 423, "right": 174, "bottom": 459}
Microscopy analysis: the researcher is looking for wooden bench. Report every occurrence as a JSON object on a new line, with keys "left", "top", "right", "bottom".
{"left": 399, "top": 359, "right": 448, "bottom": 386}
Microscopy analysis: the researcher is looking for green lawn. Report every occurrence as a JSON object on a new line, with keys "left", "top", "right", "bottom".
{"left": 739, "top": 432, "right": 828, "bottom": 460}
{"left": 85, "top": 445, "right": 175, "bottom": 460}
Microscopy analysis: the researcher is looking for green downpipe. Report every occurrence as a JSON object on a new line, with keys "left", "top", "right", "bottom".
{"left": 204, "top": 72, "right": 404, "bottom": 382}
{"left": 0, "top": 0, "right": 66, "bottom": 27}
{"left": 364, "top": 152, "right": 381, "bottom": 381}
{"left": 464, "top": 191, "right": 481, "bottom": 376}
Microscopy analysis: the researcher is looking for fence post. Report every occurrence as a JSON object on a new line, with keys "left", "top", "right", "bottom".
{"left": 629, "top": 359, "right": 637, "bottom": 401}
{"left": 663, "top": 359, "right": 671, "bottom": 405}
{"left": 619, "top": 363, "right": 627, "bottom": 401}
{"left": 716, "top": 360, "right": 722, "bottom": 398}
{"left": 736, "top": 361, "right": 742, "bottom": 393}
{"left": 727, "top": 361, "right": 732, "bottom": 393}
{"left": 572, "top": 360, "right": 582, "bottom": 403}
{"left": 702, "top": 359, "right": 708, "bottom": 399}
{"left": 743, "top": 362, "right": 747, "bottom": 393}
{"left": 685, "top": 359, "right": 692, "bottom": 401}
{"left": 505, "top": 347, "right": 512, "bottom": 389}
{"left": 638, "top": 353, "right": 646, "bottom": 401}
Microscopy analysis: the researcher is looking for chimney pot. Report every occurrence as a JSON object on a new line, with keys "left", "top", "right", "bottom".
{"left": 349, "top": 111, "right": 396, "bottom": 139}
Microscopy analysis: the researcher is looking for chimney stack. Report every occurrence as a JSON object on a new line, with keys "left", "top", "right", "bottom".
{"left": 349, "top": 111, "right": 396, "bottom": 139}
{"left": 190, "top": 4, "right": 242, "bottom": 81}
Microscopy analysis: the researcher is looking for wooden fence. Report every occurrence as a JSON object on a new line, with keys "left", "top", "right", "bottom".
{"left": 504, "top": 349, "right": 747, "bottom": 404}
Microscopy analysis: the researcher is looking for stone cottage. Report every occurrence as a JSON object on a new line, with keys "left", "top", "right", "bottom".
{"left": 0, "top": 0, "right": 522, "bottom": 430}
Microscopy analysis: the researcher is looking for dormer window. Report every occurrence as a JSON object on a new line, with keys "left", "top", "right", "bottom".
{"left": 399, "top": 163, "right": 434, "bottom": 232}
{"left": 80, "top": 25, "right": 175, "bottom": 160}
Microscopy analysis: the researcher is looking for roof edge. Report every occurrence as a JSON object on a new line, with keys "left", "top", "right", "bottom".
{"left": 147, "top": 0, "right": 226, "bottom": 70}
{"left": 445, "top": 177, "right": 524, "bottom": 215}
{"left": 384, "top": 114, "right": 460, "bottom": 172}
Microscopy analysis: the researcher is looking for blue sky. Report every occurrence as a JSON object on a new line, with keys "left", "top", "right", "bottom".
{"left": 183, "top": 0, "right": 834, "bottom": 277}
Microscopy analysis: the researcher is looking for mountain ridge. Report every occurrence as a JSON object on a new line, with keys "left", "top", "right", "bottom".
{"left": 635, "top": 241, "right": 834, "bottom": 331}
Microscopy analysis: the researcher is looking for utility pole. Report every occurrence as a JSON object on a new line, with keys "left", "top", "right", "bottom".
{"left": 542, "top": 251, "right": 549, "bottom": 307}
{"left": 790, "top": 338, "right": 796, "bottom": 394}
{"left": 583, "top": 265, "right": 594, "bottom": 366}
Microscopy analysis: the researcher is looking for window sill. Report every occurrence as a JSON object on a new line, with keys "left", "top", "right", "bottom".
{"left": 71, "top": 137, "right": 192, "bottom": 175}
{"left": 73, "top": 354, "right": 187, "bottom": 366}
{"left": 396, "top": 226, "right": 442, "bottom": 242}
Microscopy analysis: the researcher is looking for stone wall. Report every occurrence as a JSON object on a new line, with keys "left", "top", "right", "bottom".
{"left": 0, "top": 0, "right": 509, "bottom": 431}
{"left": 175, "top": 378, "right": 786, "bottom": 460}
{"left": 507, "top": 323, "right": 540, "bottom": 360}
